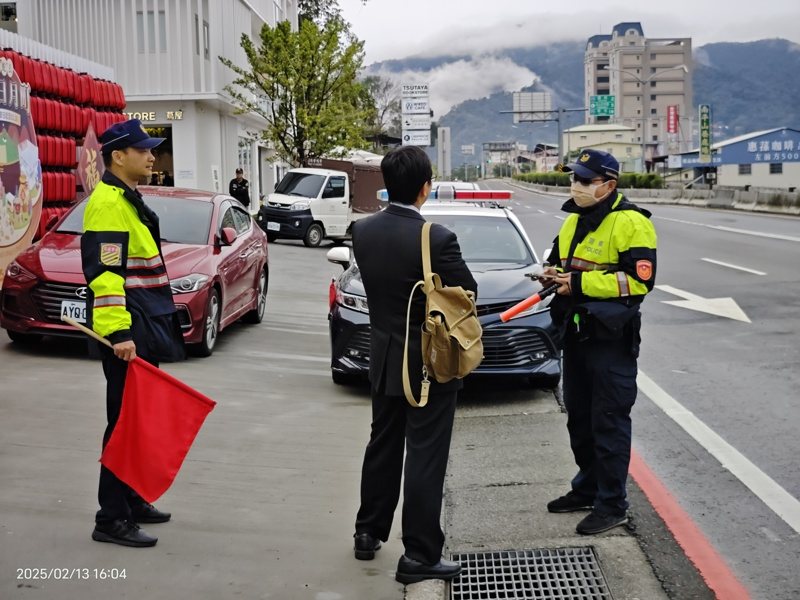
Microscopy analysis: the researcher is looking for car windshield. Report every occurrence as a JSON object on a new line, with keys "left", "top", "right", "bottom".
{"left": 274, "top": 173, "right": 326, "bottom": 197}
{"left": 425, "top": 214, "right": 534, "bottom": 264}
{"left": 57, "top": 196, "right": 214, "bottom": 245}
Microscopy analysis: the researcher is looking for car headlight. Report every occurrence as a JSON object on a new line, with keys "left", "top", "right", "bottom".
{"left": 336, "top": 290, "right": 369, "bottom": 314}
{"left": 170, "top": 274, "right": 209, "bottom": 294}
{"left": 5, "top": 260, "right": 37, "bottom": 283}
{"left": 290, "top": 200, "right": 310, "bottom": 210}
{"left": 512, "top": 292, "right": 553, "bottom": 318}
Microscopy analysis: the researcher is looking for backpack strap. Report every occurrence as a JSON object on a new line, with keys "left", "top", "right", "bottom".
{"left": 402, "top": 222, "right": 433, "bottom": 407}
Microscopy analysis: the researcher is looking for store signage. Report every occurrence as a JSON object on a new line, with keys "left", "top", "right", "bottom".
{"left": 402, "top": 82, "right": 431, "bottom": 146}
{"left": 78, "top": 121, "right": 103, "bottom": 195}
{"left": 699, "top": 104, "right": 712, "bottom": 164}
{"left": 0, "top": 57, "right": 41, "bottom": 287}
{"left": 123, "top": 109, "right": 184, "bottom": 122}
{"left": 667, "top": 105, "right": 678, "bottom": 134}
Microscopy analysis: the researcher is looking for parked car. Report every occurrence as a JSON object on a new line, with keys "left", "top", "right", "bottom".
{"left": 1, "top": 186, "right": 269, "bottom": 356}
{"left": 327, "top": 200, "right": 561, "bottom": 386}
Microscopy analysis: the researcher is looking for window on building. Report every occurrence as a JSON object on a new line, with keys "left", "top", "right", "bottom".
{"left": 770, "top": 163, "right": 783, "bottom": 174}
{"left": 580, "top": 135, "right": 587, "bottom": 140}
{"left": 626, "top": 147, "right": 632, "bottom": 153}
{"left": 203, "top": 21, "right": 210, "bottom": 59}
{"left": 596, "top": 77, "right": 609, "bottom": 83}
{"left": 652, "top": 135, "right": 658, "bottom": 141}
{"left": 651, "top": 108, "right": 657, "bottom": 115}
{"left": 650, "top": 94, "right": 657, "bottom": 101}
{"left": 615, "top": 134, "right": 623, "bottom": 139}
{"left": 738, "top": 164, "right": 752, "bottom": 175}
{"left": 136, "top": 10, "right": 166, "bottom": 53}
{"left": 652, "top": 122, "right": 658, "bottom": 127}
{"left": 650, "top": 53, "right": 657, "bottom": 60}
{"left": 650, "top": 81, "right": 657, "bottom": 87}
{"left": 650, "top": 67, "right": 657, "bottom": 74}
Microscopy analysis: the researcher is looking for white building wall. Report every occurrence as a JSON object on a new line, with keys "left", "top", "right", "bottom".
{"left": 718, "top": 162, "right": 800, "bottom": 190}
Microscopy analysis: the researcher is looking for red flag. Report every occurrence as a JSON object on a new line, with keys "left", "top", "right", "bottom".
{"left": 101, "top": 358, "right": 216, "bottom": 503}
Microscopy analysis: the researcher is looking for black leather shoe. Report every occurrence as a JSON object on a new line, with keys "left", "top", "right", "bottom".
{"left": 576, "top": 510, "right": 629, "bottom": 535}
{"left": 353, "top": 533, "right": 381, "bottom": 560}
{"left": 547, "top": 491, "right": 594, "bottom": 513}
{"left": 131, "top": 502, "right": 171, "bottom": 524}
{"left": 92, "top": 520, "right": 158, "bottom": 547}
{"left": 395, "top": 555, "right": 462, "bottom": 585}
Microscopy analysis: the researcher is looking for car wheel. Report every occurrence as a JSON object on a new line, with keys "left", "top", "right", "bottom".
{"left": 243, "top": 268, "right": 268, "bottom": 324}
{"left": 7, "top": 330, "right": 43, "bottom": 344}
{"left": 303, "top": 223, "right": 324, "bottom": 247}
{"left": 266, "top": 232, "right": 277, "bottom": 243}
{"left": 196, "top": 289, "right": 221, "bottom": 357}
{"left": 332, "top": 370, "right": 360, "bottom": 385}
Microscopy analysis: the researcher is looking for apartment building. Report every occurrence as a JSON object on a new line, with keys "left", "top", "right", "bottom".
{"left": 585, "top": 22, "right": 692, "bottom": 168}
{"left": 14, "top": 0, "right": 298, "bottom": 203}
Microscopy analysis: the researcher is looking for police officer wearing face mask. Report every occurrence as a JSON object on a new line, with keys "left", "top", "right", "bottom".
{"left": 540, "top": 149, "right": 657, "bottom": 535}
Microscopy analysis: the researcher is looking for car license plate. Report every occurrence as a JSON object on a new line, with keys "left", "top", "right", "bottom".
{"left": 61, "top": 300, "right": 87, "bottom": 324}
{"left": 266, "top": 221, "right": 280, "bottom": 232}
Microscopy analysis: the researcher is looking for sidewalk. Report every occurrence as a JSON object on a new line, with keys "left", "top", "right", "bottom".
{"left": 403, "top": 383, "right": 713, "bottom": 600}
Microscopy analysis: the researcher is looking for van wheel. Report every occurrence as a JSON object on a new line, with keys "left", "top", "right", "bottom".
{"left": 304, "top": 223, "right": 324, "bottom": 247}
{"left": 332, "top": 370, "right": 359, "bottom": 385}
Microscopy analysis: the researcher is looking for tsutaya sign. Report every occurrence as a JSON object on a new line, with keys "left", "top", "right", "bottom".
{"left": 124, "top": 110, "right": 184, "bottom": 121}
{"left": 402, "top": 83, "right": 430, "bottom": 146}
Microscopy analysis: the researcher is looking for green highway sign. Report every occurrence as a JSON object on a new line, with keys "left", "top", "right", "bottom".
{"left": 590, "top": 95, "right": 616, "bottom": 117}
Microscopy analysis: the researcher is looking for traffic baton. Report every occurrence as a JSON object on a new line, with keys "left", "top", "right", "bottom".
{"left": 498, "top": 283, "right": 560, "bottom": 323}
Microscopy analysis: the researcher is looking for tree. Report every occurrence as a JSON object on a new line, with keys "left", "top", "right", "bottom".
{"left": 221, "top": 19, "right": 370, "bottom": 167}
{"left": 361, "top": 75, "right": 401, "bottom": 138}
{"left": 298, "top": 0, "right": 368, "bottom": 26}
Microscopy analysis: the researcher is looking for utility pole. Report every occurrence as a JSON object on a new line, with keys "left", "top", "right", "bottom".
{"left": 501, "top": 106, "right": 587, "bottom": 167}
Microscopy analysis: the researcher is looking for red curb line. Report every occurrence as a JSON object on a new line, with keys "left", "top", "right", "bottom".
{"left": 629, "top": 449, "right": 751, "bottom": 600}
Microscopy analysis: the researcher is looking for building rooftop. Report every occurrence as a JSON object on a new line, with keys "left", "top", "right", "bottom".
{"left": 612, "top": 22, "right": 644, "bottom": 38}
{"left": 586, "top": 34, "right": 612, "bottom": 50}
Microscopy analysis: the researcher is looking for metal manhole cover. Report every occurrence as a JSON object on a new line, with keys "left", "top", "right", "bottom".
{"left": 450, "top": 547, "right": 612, "bottom": 600}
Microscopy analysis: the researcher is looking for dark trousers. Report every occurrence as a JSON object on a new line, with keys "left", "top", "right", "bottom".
{"left": 355, "top": 388, "right": 457, "bottom": 565}
{"left": 562, "top": 334, "right": 637, "bottom": 516}
{"left": 95, "top": 350, "right": 157, "bottom": 524}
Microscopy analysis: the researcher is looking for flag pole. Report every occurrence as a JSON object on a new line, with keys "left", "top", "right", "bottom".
{"left": 61, "top": 316, "right": 113, "bottom": 348}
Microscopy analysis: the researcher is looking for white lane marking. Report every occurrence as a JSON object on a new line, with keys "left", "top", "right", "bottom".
{"left": 537, "top": 209, "right": 547, "bottom": 214}
{"left": 553, "top": 215, "right": 565, "bottom": 221}
{"left": 655, "top": 285, "right": 751, "bottom": 322}
{"left": 638, "top": 370, "right": 800, "bottom": 535}
{"left": 263, "top": 326, "right": 328, "bottom": 336}
{"left": 656, "top": 216, "right": 800, "bottom": 243}
{"left": 701, "top": 258, "right": 767, "bottom": 276}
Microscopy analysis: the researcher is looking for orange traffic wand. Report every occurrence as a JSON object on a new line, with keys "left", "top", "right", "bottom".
{"left": 499, "top": 283, "right": 560, "bottom": 323}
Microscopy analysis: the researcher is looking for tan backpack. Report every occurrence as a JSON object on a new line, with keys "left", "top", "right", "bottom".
{"left": 402, "top": 222, "right": 483, "bottom": 407}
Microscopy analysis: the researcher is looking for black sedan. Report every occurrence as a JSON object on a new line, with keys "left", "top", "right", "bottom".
{"left": 326, "top": 202, "right": 561, "bottom": 387}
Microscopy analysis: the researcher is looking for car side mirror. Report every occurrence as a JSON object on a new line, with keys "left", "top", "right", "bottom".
{"left": 326, "top": 246, "right": 351, "bottom": 269}
{"left": 45, "top": 215, "right": 58, "bottom": 231}
{"left": 542, "top": 248, "right": 552, "bottom": 264}
{"left": 219, "top": 227, "right": 237, "bottom": 246}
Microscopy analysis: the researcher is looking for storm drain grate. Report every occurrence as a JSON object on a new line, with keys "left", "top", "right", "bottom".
{"left": 450, "top": 547, "right": 612, "bottom": 600}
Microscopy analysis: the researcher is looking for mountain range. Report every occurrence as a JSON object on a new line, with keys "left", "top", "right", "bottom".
{"left": 367, "top": 38, "right": 800, "bottom": 165}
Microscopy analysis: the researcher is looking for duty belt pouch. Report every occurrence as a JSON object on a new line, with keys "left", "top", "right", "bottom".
{"left": 575, "top": 301, "right": 639, "bottom": 342}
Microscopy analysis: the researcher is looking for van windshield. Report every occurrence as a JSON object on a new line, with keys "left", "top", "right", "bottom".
{"left": 275, "top": 173, "right": 326, "bottom": 198}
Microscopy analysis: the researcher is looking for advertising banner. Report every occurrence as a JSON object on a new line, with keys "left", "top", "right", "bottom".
{"left": 77, "top": 121, "right": 103, "bottom": 196}
{"left": 0, "top": 57, "right": 41, "bottom": 287}
{"left": 667, "top": 105, "right": 679, "bottom": 134}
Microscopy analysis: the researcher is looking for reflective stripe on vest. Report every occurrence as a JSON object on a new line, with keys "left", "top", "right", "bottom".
{"left": 94, "top": 295, "right": 126, "bottom": 308}
{"left": 126, "top": 274, "right": 170, "bottom": 288}
{"left": 127, "top": 255, "right": 164, "bottom": 269}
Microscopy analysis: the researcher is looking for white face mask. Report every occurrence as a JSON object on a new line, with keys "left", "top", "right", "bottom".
{"left": 570, "top": 181, "right": 611, "bottom": 208}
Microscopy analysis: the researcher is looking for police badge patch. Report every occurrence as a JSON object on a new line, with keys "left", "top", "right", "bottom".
{"left": 100, "top": 243, "right": 123, "bottom": 266}
{"left": 636, "top": 260, "right": 653, "bottom": 281}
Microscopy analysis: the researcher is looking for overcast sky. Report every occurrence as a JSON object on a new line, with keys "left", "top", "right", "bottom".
{"left": 340, "top": 0, "right": 800, "bottom": 64}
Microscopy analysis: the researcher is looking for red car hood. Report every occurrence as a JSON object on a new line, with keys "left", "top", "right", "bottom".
{"left": 17, "top": 233, "right": 211, "bottom": 278}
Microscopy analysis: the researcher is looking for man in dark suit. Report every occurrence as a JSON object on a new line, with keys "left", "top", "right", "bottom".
{"left": 352, "top": 146, "right": 477, "bottom": 585}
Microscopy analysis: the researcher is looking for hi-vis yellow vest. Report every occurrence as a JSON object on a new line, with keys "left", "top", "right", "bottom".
{"left": 556, "top": 193, "right": 657, "bottom": 299}
{"left": 81, "top": 181, "right": 174, "bottom": 340}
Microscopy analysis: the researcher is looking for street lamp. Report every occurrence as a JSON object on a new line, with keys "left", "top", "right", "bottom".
{"left": 600, "top": 63, "right": 688, "bottom": 172}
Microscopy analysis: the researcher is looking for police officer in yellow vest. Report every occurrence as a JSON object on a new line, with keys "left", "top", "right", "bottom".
{"left": 81, "top": 119, "right": 185, "bottom": 547}
{"left": 541, "top": 149, "right": 657, "bottom": 535}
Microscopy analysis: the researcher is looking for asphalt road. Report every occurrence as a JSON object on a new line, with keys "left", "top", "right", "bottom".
{"left": 490, "top": 180, "right": 800, "bottom": 599}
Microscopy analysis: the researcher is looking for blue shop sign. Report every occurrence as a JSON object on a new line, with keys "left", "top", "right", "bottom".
{"left": 682, "top": 128, "right": 800, "bottom": 167}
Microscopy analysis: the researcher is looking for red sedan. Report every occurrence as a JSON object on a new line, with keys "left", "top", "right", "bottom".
{"left": 1, "top": 186, "right": 269, "bottom": 356}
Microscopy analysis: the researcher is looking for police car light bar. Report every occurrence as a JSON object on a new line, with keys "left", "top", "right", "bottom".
{"left": 376, "top": 189, "right": 513, "bottom": 202}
